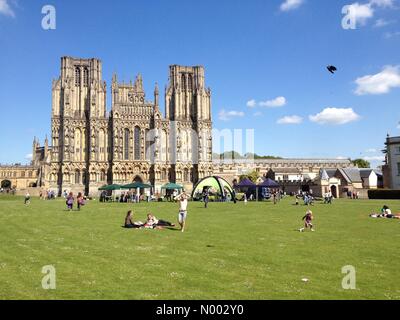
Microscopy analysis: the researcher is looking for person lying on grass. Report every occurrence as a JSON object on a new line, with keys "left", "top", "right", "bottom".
{"left": 143, "top": 213, "right": 176, "bottom": 229}
{"left": 124, "top": 210, "right": 144, "bottom": 229}
{"left": 369, "top": 205, "right": 400, "bottom": 219}
{"left": 369, "top": 213, "right": 400, "bottom": 219}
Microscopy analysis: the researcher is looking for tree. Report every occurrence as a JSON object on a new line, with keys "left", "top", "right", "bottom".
{"left": 239, "top": 171, "right": 259, "bottom": 183}
{"left": 352, "top": 158, "right": 370, "bottom": 168}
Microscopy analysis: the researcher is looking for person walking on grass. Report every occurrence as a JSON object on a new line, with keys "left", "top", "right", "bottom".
{"left": 175, "top": 191, "right": 189, "bottom": 232}
{"left": 295, "top": 194, "right": 299, "bottom": 206}
{"left": 203, "top": 188, "right": 209, "bottom": 208}
{"left": 77, "top": 192, "right": 84, "bottom": 211}
{"left": 24, "top": 192, "right": 30, "bottom": 205}
{"left": 66, "top": 192, "right": 74, "bottom": 211}
{"left": 299, "top": 210, "right": 315, "bottom": 232}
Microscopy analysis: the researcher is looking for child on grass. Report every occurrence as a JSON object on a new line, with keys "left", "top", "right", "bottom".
{"left": 66, "top": 192, "right": 74, "bottom": 211}
{"left": 299, "top": 210, "right": 315, "bottom": 232}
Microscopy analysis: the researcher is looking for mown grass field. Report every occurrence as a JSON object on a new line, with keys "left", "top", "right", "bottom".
{"left": 0, "top": 195, "right": 399, "bottom": 300}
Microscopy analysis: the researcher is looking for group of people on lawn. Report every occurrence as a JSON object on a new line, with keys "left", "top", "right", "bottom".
{"left": 124, "top": 191, "right": 189, "bottom": 232}
{"left": 65, "top": 192, "right": 86, "bottom": 211}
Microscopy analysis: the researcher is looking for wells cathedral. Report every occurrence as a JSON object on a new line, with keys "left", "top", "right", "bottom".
{"left": 1, "top": 56, "right": 355, "bottom": 197}
{"left": 28, "top": 56, "right": 214, "bottom": 195}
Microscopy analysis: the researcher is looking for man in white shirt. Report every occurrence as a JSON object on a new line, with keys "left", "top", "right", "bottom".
{"left": 175, "top": 191, "right": 189, "bottom": 232}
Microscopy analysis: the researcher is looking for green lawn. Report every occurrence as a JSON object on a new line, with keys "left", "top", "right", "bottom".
{"left": 0, "top": 195, "right": 399, "bottom": 300}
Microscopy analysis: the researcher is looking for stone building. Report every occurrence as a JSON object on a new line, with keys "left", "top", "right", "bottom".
{"left": 34, "top": 57, "right": 213, "bottom": 195}
{"left": 383, "top": 135, "right": 400, "bottom": 189}
{"left": 0, "top": 165, "right": 39, "bottom": 190}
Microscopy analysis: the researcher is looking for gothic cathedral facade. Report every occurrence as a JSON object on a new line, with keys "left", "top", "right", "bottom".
{"left": 46, "top": 57, "right": 213, "bottom": 195}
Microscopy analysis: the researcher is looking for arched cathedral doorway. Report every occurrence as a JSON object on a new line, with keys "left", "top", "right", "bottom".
{"left": 1, "top": 180, "right": 11, "bottom": 189}
{"left": 330, "top": 185, "right": 338, "bottom": 198}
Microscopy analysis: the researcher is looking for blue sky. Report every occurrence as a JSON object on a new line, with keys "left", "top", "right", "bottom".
{"left": 0, "top": 0, "right": 400, "bottom": 168}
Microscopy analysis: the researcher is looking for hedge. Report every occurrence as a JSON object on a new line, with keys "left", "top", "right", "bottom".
{"left": 368, "top": 189, "right": 400, "bottom": 200}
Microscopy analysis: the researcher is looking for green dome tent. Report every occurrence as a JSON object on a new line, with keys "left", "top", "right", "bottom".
{"left": 191, "top": 176, "right": 235, "bottom": 202}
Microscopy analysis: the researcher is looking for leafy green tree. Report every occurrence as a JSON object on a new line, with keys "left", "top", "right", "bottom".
{"left": 239, "top": 171, "right": 259, "bottom": 183}
{"left": 352, "top": 158, "right": 370, "bottom": 168}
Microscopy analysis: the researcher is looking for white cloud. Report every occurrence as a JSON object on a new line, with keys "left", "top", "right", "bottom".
{"left": 374, "top": 18, "right": 394, "bottom": 27}
{"left": 259, "top": 96, "right": 287, "bottom": 108}
{"left": 280, "top": 0, "right": 304, "bottom": 12}
{"left": 336, "top": 156, "right": 348, "bottom": 160}
{"left": 253, "top": 111, "right": 263, "bottom": 116}
{"left": 277, "top": 115, "right": 303, "bottom": 124}
{"left": 246, "top": 99, "right": 257, "bottom": 108}
{"left": 0, "top": 0, "right": 15, "bottom": 17}
{"left": 25, "top": 153, "right": 33, "bottom": 160}
{"left": 370, "top": 0, "right": 394, "bottom": 7}
{"left": 345, "top": 0, "right": 395, "bottom": 26}
{"left": 366, "top": 148, "right": 378, "bottom": 152}
{"left": 363, "top": 155, "right": 385, "bottom": 161}
{"left": 347, "top": 2, "right": 374, "bottom": 26}
{"left": 218, "top": 109, "right": 245, "bottom": 121}
{"left": 309, "top": 108, "right": 360, "bottom": 125}
{"left": 384, "top": 31, "right": 400, "bottom": 38}
{"left": 355, "top": 65, "right": 400, "bottom": 95}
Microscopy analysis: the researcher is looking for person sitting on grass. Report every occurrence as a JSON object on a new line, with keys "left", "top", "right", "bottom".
{"left": 382, "top": 205, "right": 391, "bottom": 215}
{"left": 299, "top": 210, "right": 315, "bottom": 232}
{"left": 124, "top": 210, "right": 143, "bottom": 229}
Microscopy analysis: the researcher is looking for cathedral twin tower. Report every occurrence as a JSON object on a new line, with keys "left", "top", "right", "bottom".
{"left": 47, "top": 57, "right": 213, "bottom": 195}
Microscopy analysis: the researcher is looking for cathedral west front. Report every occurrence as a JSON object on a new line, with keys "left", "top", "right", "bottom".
{"left": 32, "top": 56, "right": 214, "bottom": 195}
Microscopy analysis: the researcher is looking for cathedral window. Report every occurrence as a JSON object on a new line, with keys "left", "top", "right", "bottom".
{"left": 99, "top": 129, "right": 106, "bottom": 161}
{"left": 161, "top": 130, "right": 167, "bottom": 161}
{"left": 100, "top": 170, "right": 106, "bottom": 182}
{"left": 134, "top": 126, "right": 140, "bottom": 160}
{"left": 124, "top": 129, "right": 130, "bottom": 160}
{"left": 74, "top": 128, "right": 82, "bottom": 162}
{"left": 181, "top": 74, "right": 186, "bottom": 90}
{"left": 183, "top": 168, "right": 189, "bottom": 182}
{"left": 83, "top": 68, "right": 89, "bottom": 87}
{"left": 145, "top": 129, "right": 150, "bottom": 160}
{"left": 75, "top": 67, "right": 81, "bottom": 86}
{"left": 75, "top": 170, "right": 80, "bottom": 184}
{"left": 188, "top": 74, "right": 193, "bottom": 90}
